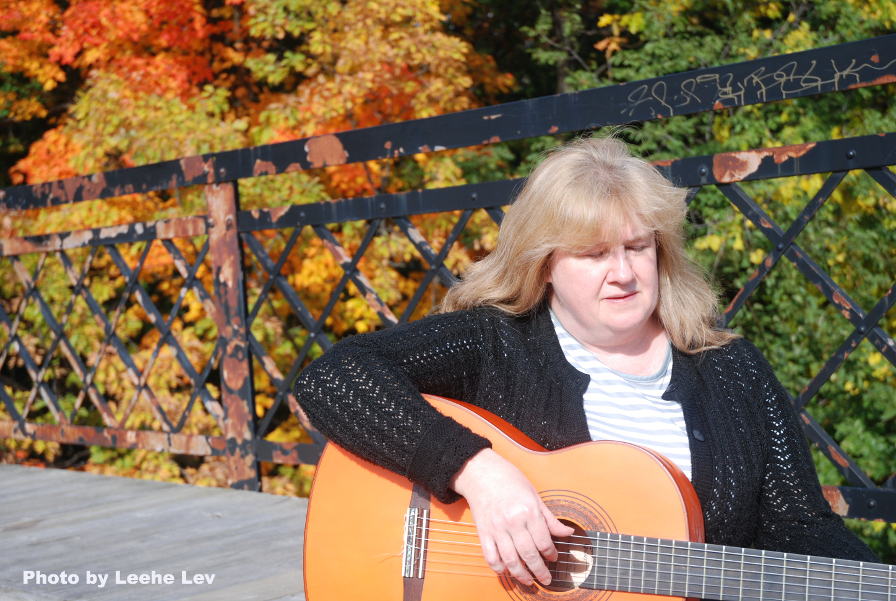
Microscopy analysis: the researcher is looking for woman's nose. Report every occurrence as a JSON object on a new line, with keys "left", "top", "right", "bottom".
{"left": 608, "top": 250, "right": 635, "bottom": 282}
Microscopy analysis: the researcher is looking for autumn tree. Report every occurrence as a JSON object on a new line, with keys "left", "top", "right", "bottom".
{"left": 0, "top": 0, "right": 514, "bottom": 490}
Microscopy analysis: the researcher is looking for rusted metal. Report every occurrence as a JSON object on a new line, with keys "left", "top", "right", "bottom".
{"left": 0, "top": 420, "right": 226, "bottom": 456}
{"left": 721, "top": 172, "right": 847, "bottom": 324}
{"left": 9, "top": 255, "right": 113, "bottom": 425}
{"left": 205, "top": 182, "right": 261, "bottom": 491}
{"left": 104, "top": 245, "right": 224, "bottom": 422}
{"left": 395, "top": 212, "right": 471, "bottom": 323}
{"left": 312, "top": 225, "right": 398, "bottom": 327}
{"left": 393, "top": 216, "right": 459, "bottom": 290}
{"left": 22, "top": 248, "right": 98, "bottom": 420}
{"left": 256, "top": 440, "right": 325, "bottom": 465}
{"left": 823, "top": 486, "right": 896, "bottom": 522}
{"left": 0, "top": 216, "right": 206, "bottom": 257}
{"left": 115, "top": 240, "right": 212, "bottom": 431}
{"left": 3, "top": 35, "right": 894, "bottom": 211}
{"left": 794, "top": 280, "right": 896, "bottom": 412}
{"left": 0, "top": 39, "right": 894, "bottom": 516}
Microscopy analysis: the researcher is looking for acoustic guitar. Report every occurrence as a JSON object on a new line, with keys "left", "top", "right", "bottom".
{"left": 303, "top": 394, "right": 893, "bottom": 601}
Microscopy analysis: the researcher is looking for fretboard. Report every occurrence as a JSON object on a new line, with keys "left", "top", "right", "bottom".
{"left": 565, "top": 532, "right": 893, "bottom": 601}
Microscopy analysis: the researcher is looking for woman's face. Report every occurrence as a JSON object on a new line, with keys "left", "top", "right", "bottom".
{"left": 547, "top": 222, "right": 660, "bottom": 350}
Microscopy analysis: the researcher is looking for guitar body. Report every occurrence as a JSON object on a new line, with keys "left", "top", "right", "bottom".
{"left": 304, "top": 395, "right": 705, "bottom": 601}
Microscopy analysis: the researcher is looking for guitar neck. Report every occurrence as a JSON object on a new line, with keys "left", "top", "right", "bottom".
{"left": 577, "top": 532, "right": 893, "bottom": 601}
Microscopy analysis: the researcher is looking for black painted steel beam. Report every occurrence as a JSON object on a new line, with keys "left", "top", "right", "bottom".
{"left": 1, "top": 35, "right": 894, "bottom": 212}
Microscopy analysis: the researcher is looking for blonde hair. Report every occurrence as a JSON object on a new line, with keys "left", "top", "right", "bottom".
{"left": 440, "top": 136, "right": 738, "bottom": 354}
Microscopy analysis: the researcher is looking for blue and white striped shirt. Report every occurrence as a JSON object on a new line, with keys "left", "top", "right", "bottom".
{"left": 550, "top": 310, "right": 693, "bottom": 480}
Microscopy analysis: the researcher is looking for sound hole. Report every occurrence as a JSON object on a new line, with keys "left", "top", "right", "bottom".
{"left": 545, "top": 520, "right": 592, "bottom": 592}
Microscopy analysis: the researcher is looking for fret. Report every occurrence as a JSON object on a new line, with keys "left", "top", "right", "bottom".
{"left": 639, "top": 536, "right": 647, "bottom": 595}
{"left": 759, "top": 550, "right": 766, "bottom": 600}
{"left": 668, "top": 539, "right": 690, "bottom": 598}
{"left": 701, "top": 537, "right": 708, "bottom": 600}
{"left": 610, "top": 534, "right": 622, "bottom": 593}
{"left": 762, "top": 548, "right": 785, "bottom": 601}
{"left": 721, "top": 546, "right": 726, "bottom": 601}
{"left": 850, "top": 559, "right": 888, "bottom": 601}
{"left": 614, "top": 535, "right": 632, "bottom": 591}
{"left": 782, "top": 553, "right": 787, "bottom": 601}
{"left": 890, "top": 564, "right": 893, "bottom": 601}
{"left": 808, "top": 556, "right": 836, "bottom": 601}
{"left": 703, "top": 542, "right": 724, "bottom": 600}
{"left": 831, "top": 558, "right": 837, "bottom": 601}
{"left": 579, "top": 531, "right": 895, "bottom": 601}
{"left": 838, "top": 558, "right": 862, "bottom": 601}
{"left": 597, "top": 534, "right": 608, "bottom": 591}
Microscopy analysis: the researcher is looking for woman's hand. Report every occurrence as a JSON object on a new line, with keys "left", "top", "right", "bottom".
{"left": 449, "top": 448, "right": 575, "bottom": 586}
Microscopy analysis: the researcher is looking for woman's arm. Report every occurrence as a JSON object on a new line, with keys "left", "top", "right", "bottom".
{"left": 293, "top": 309, "right": 496, "bottom": 503}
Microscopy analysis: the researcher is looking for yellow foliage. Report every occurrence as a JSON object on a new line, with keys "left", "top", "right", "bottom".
{"left": 749, "top": 249, "right": 765, "bottom": 264}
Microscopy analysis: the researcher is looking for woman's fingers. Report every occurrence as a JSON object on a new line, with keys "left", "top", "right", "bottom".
{"left": 450, "top": 448, "right": 569, "bottom": 586}
{"left": 480, "top": 535, "right": 506, "bottom": 575}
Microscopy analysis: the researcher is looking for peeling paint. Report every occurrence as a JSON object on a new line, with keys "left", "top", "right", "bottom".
{"left": 98, "top": 224, "right": 131, "bottom": 240}
{"left": 489, "top": 135, "right": 501, "bottom": 144}
{"left": 652, "top": 159, "right": 674, "bottom": 167}
{"left": 0, "top": 421, "right": 220, "bottom": 455}
{"left": 285, "top": 163, "right": 303, "bottom": 173}
{"left": 829, "top": 446, "right": 850, "bottom": 467}
{"left": 305, "top": 134, "right": 348, "bottom": 168}
{"left": 181, "top": 156, "right": 214, "bottom": 183}
{"left": 822, "top": 486, "right": 850, "bottom": 516}
{"left": 433, "top": 146, "right": 446, "bottom": 151}
{"left": 384, "top": 141, "right": 392, "bottom": 149}
{"left": 253, "top": 160, "right": 277, "bottom": 177}
{"left": 713, "top": 151, "right": 766, "bottom": 183}
{"left": 848, "top": 75, "right": 896, "bottom": 89}
{"left": 419, "top": 145, "right": 431, "bottom": 153}
{"left": 155, "top": 216, "right": 207, "bottom": 240}
{"left": 832, "top": 291, "right": 849, "bottom": 309}
{"left": 267, "top": 205, "right": 289, "bottom": 225}
{"left": 768, "top": 142, "right": 816, "bottom": 164}
{"left": 872, "top": 54, "right": 880, "bottom": 63}
{"left": 322, "top": 238, "right": 351, "bottom": 264}
{"left": 713, "top": 100, "right": 724, "bottom": 110}
{"left": 83, "top": 172, "right": 107, "bottom": 199}
{"left": 712, "top": 143, "right": 817, "bottom": 183}
{"left": 549, "top": 126, "right": 559, "bottom": 133}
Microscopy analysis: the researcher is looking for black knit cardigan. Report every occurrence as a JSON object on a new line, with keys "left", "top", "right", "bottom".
{"left": 293, "top": 305, "right": 877, "bottom": 561}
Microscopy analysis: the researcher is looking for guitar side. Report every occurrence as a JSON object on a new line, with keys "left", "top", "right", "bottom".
{"left": 303, "top": 395, "right": 704, "bottom": 601}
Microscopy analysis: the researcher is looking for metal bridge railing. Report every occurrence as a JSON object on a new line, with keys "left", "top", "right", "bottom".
{"left": 0, "top": 34, "right": 895, "bottom": 520}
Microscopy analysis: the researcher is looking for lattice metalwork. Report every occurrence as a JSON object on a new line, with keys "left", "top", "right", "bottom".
{"left": 0, "top": 35, "right": 894, "bottom": 517}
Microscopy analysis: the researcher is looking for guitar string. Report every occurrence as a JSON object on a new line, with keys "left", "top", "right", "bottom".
{"left": 408, "top": 537, "right": 893, "bottom": 588}
{"left": 413, "top": 553, "right": 885, "bottom": 600}
{"left": 412, "top": 544, "right": 885, "bottom": 599}
{"left": 418, "top": 519, "right": 893, "bottom": 581}
{"left": 418, "top": 565, "right": 879, "bottom": 601}
{"left": 409, "top": 531, "right": 887, "bottom": 598}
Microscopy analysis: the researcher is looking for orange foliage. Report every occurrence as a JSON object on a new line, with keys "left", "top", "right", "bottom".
{"left": 1, "top": 0, "right": 512, "bottom": 491}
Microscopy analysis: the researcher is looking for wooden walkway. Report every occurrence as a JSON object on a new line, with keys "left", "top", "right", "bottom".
{"left": 0, "top": 464, "right": 307, "bottom": 600}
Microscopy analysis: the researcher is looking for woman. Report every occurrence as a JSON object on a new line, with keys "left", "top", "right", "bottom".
{"left": 294, "top": 136, "right": 877, "bottom": 587}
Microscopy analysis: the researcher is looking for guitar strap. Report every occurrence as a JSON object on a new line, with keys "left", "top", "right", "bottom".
{"left": 403, "top": 483, "right": 431, "bottom": 601}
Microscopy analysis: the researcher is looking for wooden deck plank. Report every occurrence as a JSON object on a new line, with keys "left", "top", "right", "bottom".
{"left": 0, "top": 465, "right": 307, "bottom": 600}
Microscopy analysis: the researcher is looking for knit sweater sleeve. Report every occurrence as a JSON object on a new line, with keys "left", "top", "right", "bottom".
{"left": 741, "top": 341, "right": 879, "bottom": 561}
{"left": 292, "top": 310, "right": 494, "bottom": 503}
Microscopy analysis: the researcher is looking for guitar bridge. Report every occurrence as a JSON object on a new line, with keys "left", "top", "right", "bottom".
{"left": 403, "top": 507, "right": 429, "bottom": 578}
